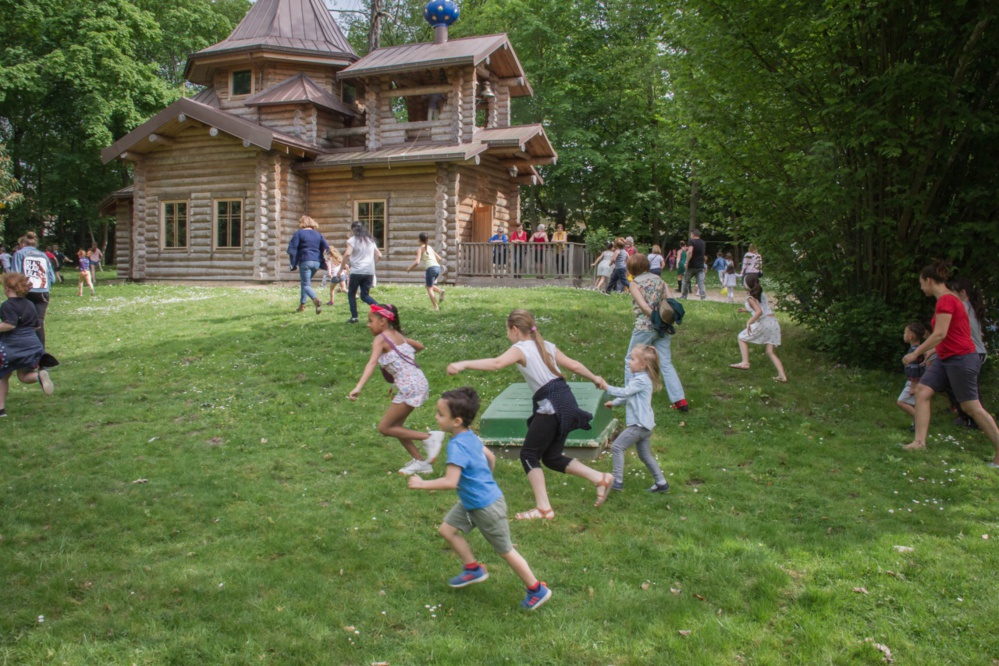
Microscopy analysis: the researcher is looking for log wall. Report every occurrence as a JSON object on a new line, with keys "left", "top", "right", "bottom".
{"left": 132, "top": 130, "right": 261, "bottom": 279}
{"left": 455, "top": 155, "right": 519, "bottom": 243}
{"left": 114, "top": 200, "right": 132, "bottom": 279}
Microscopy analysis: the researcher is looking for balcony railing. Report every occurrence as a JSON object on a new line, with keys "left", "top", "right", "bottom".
{"left": 457, "top": 242, "right": 593, "bottom": 279}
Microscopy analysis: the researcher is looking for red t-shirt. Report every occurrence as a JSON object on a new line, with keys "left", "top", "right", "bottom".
{"left": 510, "top": 231, "right": 528, "bottom": 242}
{"left": 933, "top": 293, "right": 976, "bottom": 359}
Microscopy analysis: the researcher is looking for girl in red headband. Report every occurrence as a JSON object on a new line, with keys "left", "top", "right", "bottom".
{"left": 348, "top": 303, "right": 444, "bottom": 475}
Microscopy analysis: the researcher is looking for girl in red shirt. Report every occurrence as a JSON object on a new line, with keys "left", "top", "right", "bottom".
{"left": 903, "top": 263, "right": 999, "bottom": 467}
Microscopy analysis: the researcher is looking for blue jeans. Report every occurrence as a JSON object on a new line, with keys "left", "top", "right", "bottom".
{"left": 298, "top": 261, "right": 321, "bottom": 304}
{"left": 625, "top": 327, "right": 686, "bottom": 404}
{"left": 606, "top": 267, "right": 628, "bottom": 293}
{"left": 348, "top": 273, "right": 378, "bottom": 319}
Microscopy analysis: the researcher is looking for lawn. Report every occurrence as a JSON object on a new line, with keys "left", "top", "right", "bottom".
{"left": 2, "top": 277, "right": 997, "bottom": 665}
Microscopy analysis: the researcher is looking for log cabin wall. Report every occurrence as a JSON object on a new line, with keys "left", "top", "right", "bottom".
{"left": 304, "top": 165, "right": 440, "bottom": 282}
{"left": 274, "top": 155, "right": 307, "bottom": 282}
{"left": 455, "top": 155, "right": 517, "bottom": 243}
{"left": 114, "top": 200, "right": 132, "bottom": 278}
{"left": 135, "top": 131, "right": 260, "bottom": 280}
{"left": 213, "top": 68, "right": 260, "bottom": 121}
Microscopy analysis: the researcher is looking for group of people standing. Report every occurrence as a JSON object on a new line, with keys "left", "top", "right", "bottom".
{"left": 487, "top": 221, "right": 570, "bottom": 277}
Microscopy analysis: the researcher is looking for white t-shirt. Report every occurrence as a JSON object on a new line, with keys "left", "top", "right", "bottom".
{"left": 347, "top": 237, "right": 377, "bottom": 275}
{"left": 514, "top": 339, "right": 560, "bottom": 414}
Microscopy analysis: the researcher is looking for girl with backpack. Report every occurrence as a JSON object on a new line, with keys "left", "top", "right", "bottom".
{"left": 406, "top": 232, "right": 446, "bottom": 310}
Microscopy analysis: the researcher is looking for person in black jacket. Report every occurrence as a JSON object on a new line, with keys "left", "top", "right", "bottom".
{"left": 286, "top": 215, "right": 330, "bottom": 314}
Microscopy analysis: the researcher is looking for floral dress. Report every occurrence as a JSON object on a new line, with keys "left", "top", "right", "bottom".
{"left": 632, "top": 273, "right": 668, "bottom": 333}
{"left": 377, "top": 335, "right": 430, "bottom": 407}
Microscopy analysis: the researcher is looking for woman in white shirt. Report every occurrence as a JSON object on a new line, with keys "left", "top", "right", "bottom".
{"left": 339, "top": 221, "right": 383, "bottom": 324}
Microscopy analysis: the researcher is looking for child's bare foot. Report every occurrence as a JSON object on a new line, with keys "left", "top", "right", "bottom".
{"left": 729, "top": 363, "right": 750, "bottom": 370}
{"left": 774, "top": 376, "right": 787, "bottom": 383}
{"left": 902, "top": 441, "right": 925, "bottom": 450}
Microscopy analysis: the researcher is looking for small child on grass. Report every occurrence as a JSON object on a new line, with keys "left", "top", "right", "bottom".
{"left": 408, "top": 387, "right": 553, "bottom": 611}
{"left": 897, "top": 321, "right": 933, "bottom": 426}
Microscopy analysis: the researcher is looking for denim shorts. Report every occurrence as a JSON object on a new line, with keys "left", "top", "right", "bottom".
{"left": 425, "top": 266, "right": 441, "bottom": 288}
{"left": 919, "top": 353, "right": 981, "bottom": 403}
{"left": 444, "top": 496, "right": 512, "bottom": 554}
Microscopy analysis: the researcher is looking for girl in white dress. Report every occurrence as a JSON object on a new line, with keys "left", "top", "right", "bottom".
{"left": 729, "top": 274, "right": 787, "bottom": 382}
{"left": 591, "top": 242, "right": 614, "bottom": 290}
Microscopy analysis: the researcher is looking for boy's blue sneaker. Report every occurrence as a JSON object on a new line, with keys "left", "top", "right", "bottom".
{"left": 647, "top": 482, "right": 670, "bottom": 493}
{"left": 520, "top": 583, "right": 552, "bottom": 611}
{"left": 449, "top": 565, "right": 488, "bottom": 588}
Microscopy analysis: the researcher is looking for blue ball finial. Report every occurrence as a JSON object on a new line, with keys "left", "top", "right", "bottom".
{"left": 424, "top": 0, "right": 459, "bottom": 28}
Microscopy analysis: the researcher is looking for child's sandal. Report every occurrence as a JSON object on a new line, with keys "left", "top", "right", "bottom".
{"left": 515, "top": 507, "right": 555, "bottom": 521}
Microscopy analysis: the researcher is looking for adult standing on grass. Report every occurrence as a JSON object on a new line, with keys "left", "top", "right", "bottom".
{"left": 12, "top": 232, "right": 54, "bottom": 347}
{"left": 406, "top": 232, "right": 446, "bottom": 311}
{"left": 604, "top": 238, "right": 628, "bottom": 294}
{"left": 625, "top": 253, "right": 689, "bottom": 412}
{"left": 681, "top": 228, "right": 707, "bottom": 300}
{"left": 286, "top": 215, "right": 330, "bottom": 314}
{"left": 447, "top": 309, "right": 613, "bottom": 520}
{"left": 648, "top": 245, "right": 665, "bottom": 277}
{"left": 902, "top": 263, "right": 999, "bottom": 467}
{"left": 340, "top": 221, "right": 382, "bottom": 324}
{"left": 740, "top": 243, "right": 763, "bottom": 286}
{"left": 729, "top": 274, "right": 787, "bottom": 382}
{"left": 87, "top": 243, "right": 103, "bottom": 283}
{"left": 0, "top": 273, "right": 55, "bottom": 418}
{"left": 675, "top": 241, "right": 688, "bottom": 292}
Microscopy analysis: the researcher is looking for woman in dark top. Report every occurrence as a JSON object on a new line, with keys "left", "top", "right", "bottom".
{"left": 286, "top": 215, "right": 330, "bottom": 314}
{"left": 902, "top": 262, "right": 999, "bottom": 467}
{"left": 0, "top": 273, "right": 54, "bottom": 417}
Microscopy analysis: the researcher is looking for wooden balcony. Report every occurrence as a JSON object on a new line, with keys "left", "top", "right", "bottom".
{"left": 455, "top": 242, "right": 594, "bottom": 287}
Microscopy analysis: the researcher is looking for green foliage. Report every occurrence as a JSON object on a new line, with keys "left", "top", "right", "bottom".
{"left": 0, "top": 0, "right": 249, "bottom": 246}
{"left": 0, "top": 144, "right": 22, "bottom": 238}
{"left": 2, "top": 282, "right": 998, "bottom": 663}
{"left": 663, "top": 0, "right": 999, "bottom": 367}
{"left": 583, "top": 226, "right": 614, "bottom": 253}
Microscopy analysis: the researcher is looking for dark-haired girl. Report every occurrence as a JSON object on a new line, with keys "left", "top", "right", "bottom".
{"left": 348, "top": 303, "right": 444, "bottom": 475}
{"left": 0, "top": 273, "right": 55, "bottom": 417}
{"left": 405, "top": 232, "right": 446, "bottom": 310}
{"left": 903, "top": 263, "right": 999, "bottom": 466}
{"left": 339, "top": 221, "right": 382, "bottom": 324}
{"left": 730, "top": 274, "right": 787, "bottom": 382}
{"left": 447, "top": 309, "right": 612, "bottom": 519}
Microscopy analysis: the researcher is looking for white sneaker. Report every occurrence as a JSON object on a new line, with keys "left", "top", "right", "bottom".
{"left": 38, "top": 369, "right": 54, "bottom": 396}
{"left": 423, "top": 431, "right": 445, "bottom": 463}
{"left": 398, "top": 458, "right": 433, "bottom": 475}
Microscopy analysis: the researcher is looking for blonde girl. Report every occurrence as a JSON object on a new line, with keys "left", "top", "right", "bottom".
{"left": 447, "top": 309, "right": 613, "bottom": 520}
{"left": 348, "top": 303, "right": 445, "bottom": 475}
{"left": 603, "top": 345, "right": 669, "bottom": 495}
{"left": 76, "top": 250, "right": 95, "bottom": 296}
{"left": 730, "top": 274, "right": 787, "bottom": 382}
{"left": 405, "top": 232, "right": 446, "bottom": 310}
{"left": 322, "top": 247, "right": 346, "bottom": 305}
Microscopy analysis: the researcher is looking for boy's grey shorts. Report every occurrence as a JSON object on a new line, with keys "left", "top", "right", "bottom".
{"left": 443, "top": 496, "right": 513, "bottom": 555}
{"left": 897, "top": 382, "right": 916, "bottom": 406}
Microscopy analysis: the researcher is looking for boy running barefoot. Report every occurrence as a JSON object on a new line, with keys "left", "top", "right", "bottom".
{"left": 408, "top": 387, "right": 552, "bottom": 611}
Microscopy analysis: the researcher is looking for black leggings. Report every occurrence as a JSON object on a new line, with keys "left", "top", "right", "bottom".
{"left": 26, "top": 292, "right": 49, "bottom": 347}
{"left": 520, "top": 413, "right": 573, "bottom": 474}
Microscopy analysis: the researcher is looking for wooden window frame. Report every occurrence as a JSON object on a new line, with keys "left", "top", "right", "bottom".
{"left": 161, "top": 200, "right": 189, "bottom": 250}
{"left": 230, "top": 69, "right": 254, "bottom": 98}
{"left": 353, "top": 199, "right": 387, "bottom": 251}
{"left": 213, "top": 198, "right": 244, "bottom": 251}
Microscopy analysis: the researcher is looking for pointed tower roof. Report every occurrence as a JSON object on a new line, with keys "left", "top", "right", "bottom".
{"left": 185, "top": 0, "right": 358, "bottom": 84}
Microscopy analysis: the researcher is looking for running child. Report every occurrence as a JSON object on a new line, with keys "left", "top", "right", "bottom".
{"left": 603, "top": 344, "right": 670, "bottom": 495}
{"left": 447, "top": 309, "right": 613, "bottom": 520}
{"left": 408, "top": 387, "right": 553, "bottom": 611}
{"left": 348, "top": 304, "right": 445, "bottom": 475}
{"left": 897, "top": 321, "right": 931, "bottom": 422}
{"left": 729, "top": 274, "right": 787, "bottom": 382}
{"left": 405, "top": 232, "right": 446, "bottom": 310}
{"left": 76, "top": 250, "right": 95, "bottom": 296}
{"left": 321, "top": 247, "right": 347, "bottom": 306}
{"left": 723, "top": 253, "right": 737, "bottom": 302}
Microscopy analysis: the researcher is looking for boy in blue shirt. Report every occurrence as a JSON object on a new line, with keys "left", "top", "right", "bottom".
{"left": 408, "top": 387, "right": 552, "bottom": 611}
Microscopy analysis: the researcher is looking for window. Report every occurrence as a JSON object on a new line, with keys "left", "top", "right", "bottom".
{"left": 231, "top": 69, "right": 252, "bottom": 96}
{"left": 354, "top": 200, "right": 386, "bottom": 249}
{"left": 215, "top": 199, "right": 243, "bottom": 249}
{"left": 162, "top": 201, "right": 188, "bottom": 249}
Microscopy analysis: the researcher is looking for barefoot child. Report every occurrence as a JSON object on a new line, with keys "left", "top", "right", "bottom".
{"left": 408, "top": 387, "right": 553, "bottom": 611}
{"left": 405, "top": 232, "right": 446, "bottom": 310}
{"left": 76, "top": 249, "right": 95, "bottom": 296}
{"left": 321, "top": 247, "right": 346, "bottom": 306}
{"left": 447, "top": 309, "right": 613, "bottom": 520}
{"left": 603, "top": 345, "right": 670, "bottom": 494}
{"left": 897, "top": 321, "right": 931, "bottom": 422}
{"left": 348, "top": 304, "right": 444, "bottom": 474}
{"left": 729, "top": 274, "right": 787, "bottom": 382}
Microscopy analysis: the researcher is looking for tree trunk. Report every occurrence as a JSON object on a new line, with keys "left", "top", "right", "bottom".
{"left": 367, "top": 0, "right": 382, "bottom": 54}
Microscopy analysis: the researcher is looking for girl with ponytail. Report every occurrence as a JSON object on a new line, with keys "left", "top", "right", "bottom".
{"left": 904, "top": 263, "right": 999, "bottom": 466}
{"left": 447, "top": 309, "right": 616, "bottom": 518}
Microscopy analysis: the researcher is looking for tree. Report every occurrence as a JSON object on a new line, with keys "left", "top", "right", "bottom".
{"left": 663, "top": 0, "right": 999, "bottom": 367}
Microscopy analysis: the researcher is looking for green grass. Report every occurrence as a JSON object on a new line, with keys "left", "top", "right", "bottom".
{"left": 2, "top": 277, "right": 998, "bottom": 665}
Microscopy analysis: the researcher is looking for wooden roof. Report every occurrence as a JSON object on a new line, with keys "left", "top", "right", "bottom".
{"left": 101, "top": 97, "right": 323, "bottom": 164}
{"left": 299, "top": 143, "right": 490, "bottom": 170}
{"left": 476, "top": 125, "right": 557, "bottom": 160}
{"left": 185, "top": 0, "right": 357, "bottom": 85}
{"left": 97, "top": 185, "right": 134, "bottom": 216}
{"left": 339, "top": 34, "right": 533, "bottom": 97}
{"left": 244, "top": 74, "right": 358, "bottom": 117}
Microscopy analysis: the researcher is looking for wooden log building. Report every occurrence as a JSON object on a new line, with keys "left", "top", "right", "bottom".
{"left": 99, "top": 0, "right": 556, "bottom": 283}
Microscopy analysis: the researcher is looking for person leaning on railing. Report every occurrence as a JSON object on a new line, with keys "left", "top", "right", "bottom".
{"left": 489, "top": 225, "right": 508, "bottom": 272}
{"left": 551, "top": 223, "right": 568, "bottom": 275}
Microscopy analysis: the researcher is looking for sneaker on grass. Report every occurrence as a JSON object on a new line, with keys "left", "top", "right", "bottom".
{"left": 520, "top": 583, "right": 552, "bottom": 611}
{"left": 423, "top": 431, "right": 445, "bottom": 463}
{"left": 398, "top": 458, "right": 433, "bottom": 475}
{"left": 449, "top": 565, "right": 488, "bottom": 588}
{"left": 647, "top": 481, "right": 670, "bottom": 493}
